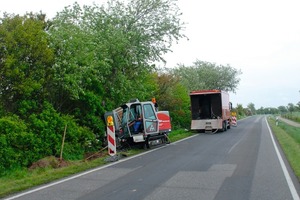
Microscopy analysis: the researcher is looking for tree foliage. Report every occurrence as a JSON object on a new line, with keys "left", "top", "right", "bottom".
{"left": 171, "top": 60, "right": 242, "bottom": 93}
{"left": 247, "top": 102, "right": 256, "bottom": 115}
{"left": 0, "top": 103, "right": 97, "bottom": 176}
{"left": 0, "top": 13, "right": 54, "bottom": 113}
{"left": 287, "top": 103, "right": 296, "bottom": 113}
{"left": 296, "top": 102, "right": 300, "bottom": 111}
{"left": 153, "top": 71, "right": 190, "bottom": 128}
{"left": 278, "top": 106, "right": 288, "bottom": 113}
{"left": 235, "top": 104, "right": 245, "bottom": 117}
{"left": 0, "top": 0, "right": 186, "bottom": 173}
{"left": 47, "top": 0, "right": 185, "bottom": 134}
{"left": 48, "top": 0, "right": 185, "bottom": 107}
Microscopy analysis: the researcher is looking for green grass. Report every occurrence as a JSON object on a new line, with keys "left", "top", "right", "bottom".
{"left": 0, "top": 157, "right": 108, "bottom": 198}
{"left": 283, "top": 111, "right": 300, "bottom": 123}
{"left": 268, "top": 116, "right": 300, "bottom": 181}
{"left": 0, "top": 129, "right": 194, "bottom": 198}
{"left": 168, "top": 129, "right": 195, "bottom": 142}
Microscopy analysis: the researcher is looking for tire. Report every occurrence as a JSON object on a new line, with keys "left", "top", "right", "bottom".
{"left": 221, "top": 121, "right": 227, "bottom": 132}
{"left": 227, "top": 122, "right": 231, "bottom": 129}
{"left": 142, "top": 142, "right": 148, "bottom": 150}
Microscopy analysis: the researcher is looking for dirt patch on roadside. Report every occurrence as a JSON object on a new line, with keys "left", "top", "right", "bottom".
{"left": 84, "top": 152, "right": 107, "bottom": 161}
{"left": 29, "top": 156, "right": 70, "bottom": 170}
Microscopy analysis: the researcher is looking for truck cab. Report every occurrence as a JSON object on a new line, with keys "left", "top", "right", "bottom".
{"left": 120, "top": 99, "right": 159, "bottom": 143}
{"left": 104, "top": 99, "right": 171, "bottom": 148}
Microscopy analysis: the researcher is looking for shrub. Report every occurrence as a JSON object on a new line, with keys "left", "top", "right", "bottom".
{"left": 0, "top": 101, "right": 100, "bottom": 176}
{"left": 27, "top": 101, "right": 98, "bottom": 160}
{"left": 0, "top": 115, "right": 36, "bottom": 176}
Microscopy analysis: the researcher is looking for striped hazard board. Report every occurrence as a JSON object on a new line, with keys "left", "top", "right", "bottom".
{"left": 231, "top": 116, "right": 237, "bottom": 126}
{"left": 107, "top": 125, "right": 116, "bottom": 156}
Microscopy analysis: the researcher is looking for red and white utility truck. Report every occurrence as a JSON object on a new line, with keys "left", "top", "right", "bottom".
{"left": 104, "top": 99, "right": 171, "bottom": 148}
{"left": 189, "top": 90, "right": 232, "bottom": 133}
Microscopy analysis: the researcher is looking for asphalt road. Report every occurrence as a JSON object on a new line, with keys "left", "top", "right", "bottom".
{"left": 4, "top": 116, "right": 300, "bottom": 200}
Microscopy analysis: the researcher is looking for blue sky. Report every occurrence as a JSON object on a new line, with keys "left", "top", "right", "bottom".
{"left": 2, "top": 0, "right": 300, "bottom": 109}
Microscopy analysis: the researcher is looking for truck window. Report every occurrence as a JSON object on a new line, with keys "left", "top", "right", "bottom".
{"left": 128, "top": 104, "right": 142, "bottom": 121}
{"left": 129, "top": 107, "right": 136, "bottom": 122}
{"left": 143, "top": 104, "right": 156, "bottom": 120}
{"left": 122, "top": 107, "right": 129, "bottom": 124}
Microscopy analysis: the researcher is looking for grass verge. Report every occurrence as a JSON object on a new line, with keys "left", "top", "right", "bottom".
{"left": 282, "top": 112, "right": 300, "bottom": 123}
{"left": 0, "top": 129, "right": 194, "bottom": 198}
{"left": 267, "top": 116, "right": 300, "bottom": 181}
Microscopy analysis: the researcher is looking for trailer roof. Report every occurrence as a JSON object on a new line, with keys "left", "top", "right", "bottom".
{"left": 189, "top": 89, "right": 224, "bottom": 95}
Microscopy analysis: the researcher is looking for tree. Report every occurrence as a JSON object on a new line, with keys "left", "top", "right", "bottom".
{"left": 236, "top": 104, "right": 245, "bottom": 117}
{"left": 0, "top": 13, "right": 54, "bottom": 113}
{"left": 260, "top": 107, "right": 278, "bottom": 114}
{"left": 171, "top": 60, "right": 242, "bottom": 93}
{"left": 256, "top": 107, "right": 264, "bottom": 114}
{"left": 247, "top": 103, "right": 256, "bottom": 115}
{"left": 0, "top": 13, "right": 100, "bottom": 172}
{"left": 153, "top": 70, "right": 190, "bottom": 128}
{"left": 49, "top": 0, "right": 185, "bottom": 105}
{"left": 296, "top": 102, "right": 300, "bottom": 111}
{"left": 48, "top": 0, "right": 186, "bottom": 133}
{"left": 287, "top": 103, "right": 295, "bottom": 113}
{"left": 278, "top": 105, "right": 288, "bottom": 114}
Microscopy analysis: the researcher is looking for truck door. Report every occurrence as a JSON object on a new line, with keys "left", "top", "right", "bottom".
{"left": 121, "top": 103, "right": 141, "bottom": 136}
{"left": 142, "top": 103, "right": 159, "bottom": 135}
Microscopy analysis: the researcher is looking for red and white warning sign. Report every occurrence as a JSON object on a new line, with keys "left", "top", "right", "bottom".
{"left": 107, "top": 116, "right": 116, "bottom": 156}
{"left": 231, "top": 116, "right": 237, "bottom": 126}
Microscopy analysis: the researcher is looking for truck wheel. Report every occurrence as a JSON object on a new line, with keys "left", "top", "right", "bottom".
{"left": 221, "top": 121, "right": 227, "bottom": 132}
{"left": 142, "top": 142, "right": 148, "bottom": 150}
{"left": 227, "top": 123, "right": 231, "bottom": 129}
{"left": 145, "top": 138, "right": 151, "bottom": 149}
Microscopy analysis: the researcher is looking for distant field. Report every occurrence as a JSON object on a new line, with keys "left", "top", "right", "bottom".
{"left": 282, "top": 111, "right": 300, "bottom": 123}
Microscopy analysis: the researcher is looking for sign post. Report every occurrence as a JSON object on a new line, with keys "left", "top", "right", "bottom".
{"left": 231, "top": 112, "right": 237, "bottom": 126}
{"left": 106, "top": 116, "right": 116, "bottom": 156}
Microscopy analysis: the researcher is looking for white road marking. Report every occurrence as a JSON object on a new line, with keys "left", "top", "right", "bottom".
{"left": 265, "top": 117, "right": 300, "bottom": 200}
{"left": 4, "top": 134, "right": 199, "bottom": 200}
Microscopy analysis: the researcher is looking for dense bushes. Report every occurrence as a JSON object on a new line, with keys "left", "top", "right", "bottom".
{"left": 0, "top": 116, "right": 34, "bottom": 174}
{"left": 0, "top": 102, "right": 99, "bottom": 176}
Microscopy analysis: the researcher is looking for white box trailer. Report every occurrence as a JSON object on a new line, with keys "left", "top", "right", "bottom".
{"left": 190, "top": 90, "right": 232, "bottom": 133}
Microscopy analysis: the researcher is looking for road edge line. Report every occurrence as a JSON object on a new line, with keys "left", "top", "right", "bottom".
{"left": 4, "top": 134, "right": 198, "bottom": 200}
{"left": 265, "top": 117, "right": 300, "bottom": 200}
